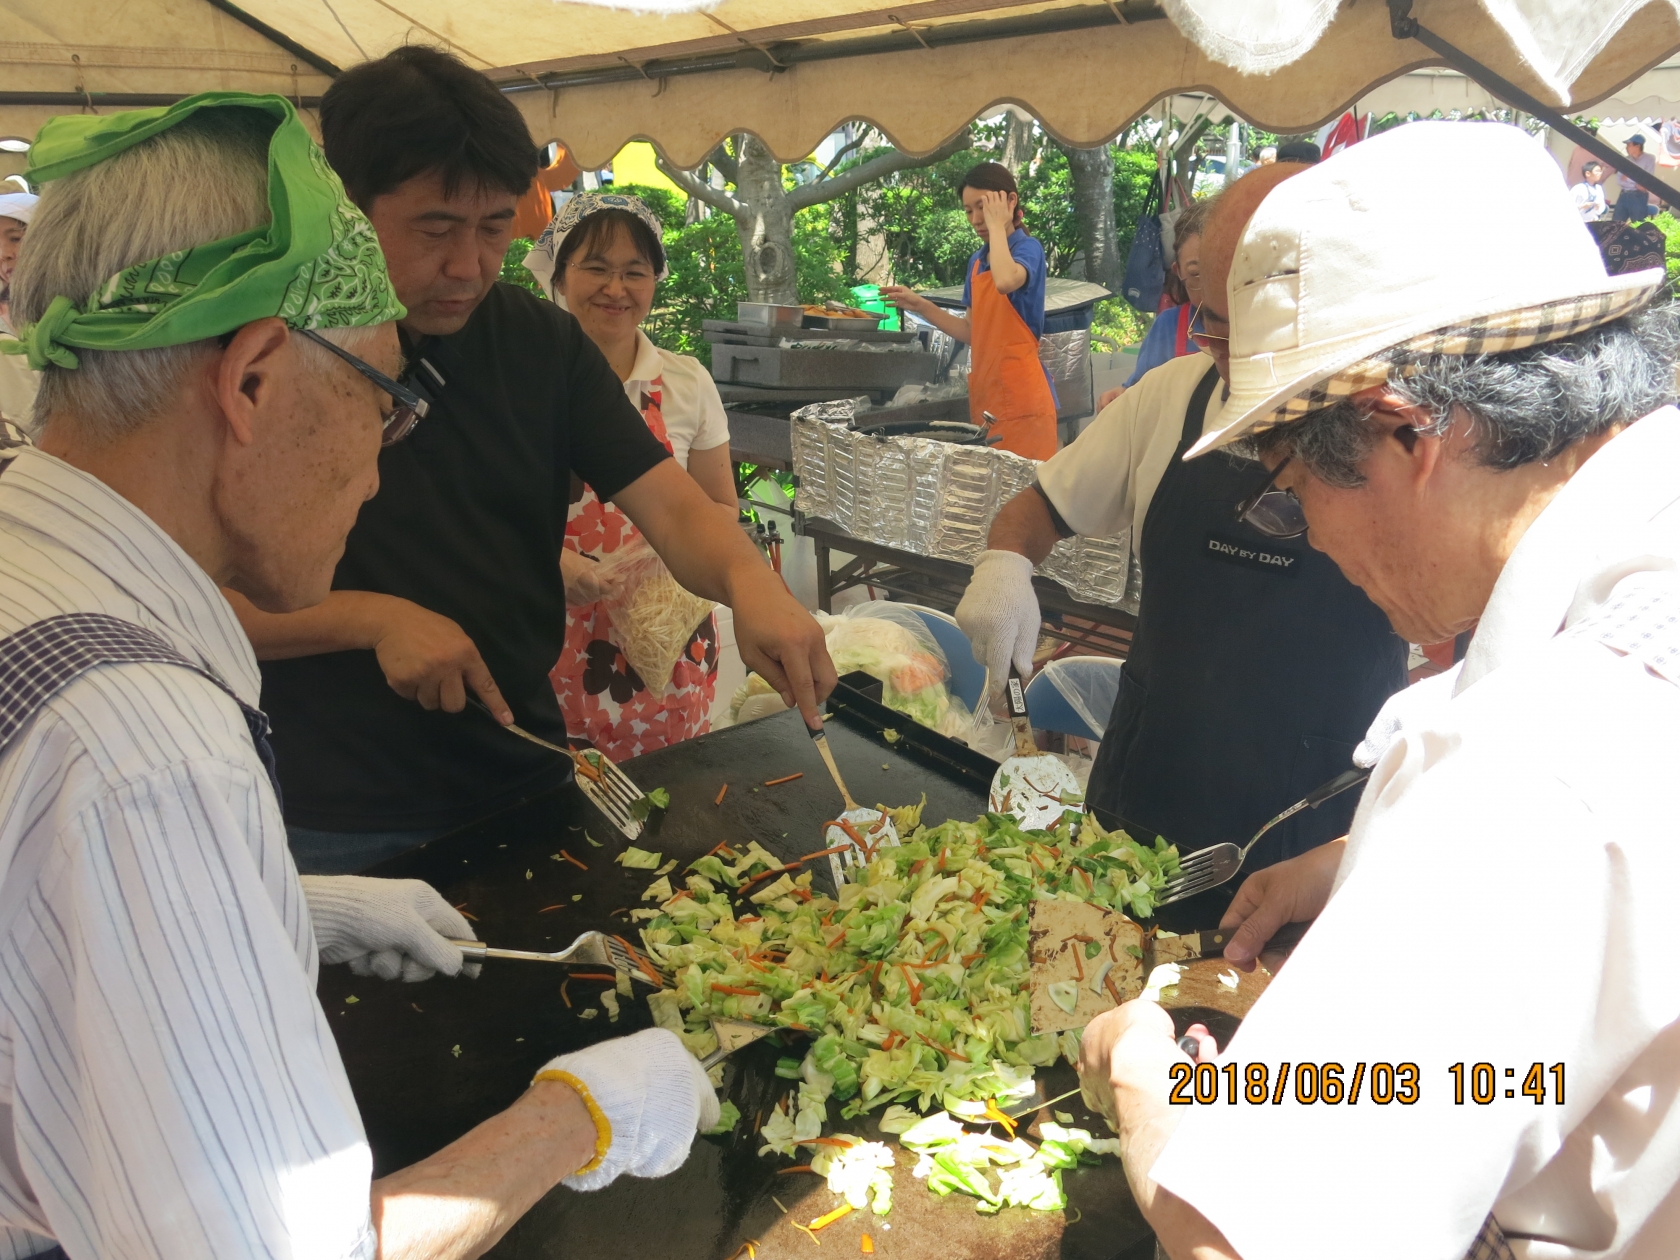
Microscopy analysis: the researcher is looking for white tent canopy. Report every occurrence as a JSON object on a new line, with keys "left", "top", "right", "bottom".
{"left": 2, "top": 0, "right": 1679, "bottom": 173}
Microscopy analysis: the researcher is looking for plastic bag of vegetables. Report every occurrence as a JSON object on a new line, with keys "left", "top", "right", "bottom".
{"left": 596, "top": 534, "right": 715, "bottom": 698}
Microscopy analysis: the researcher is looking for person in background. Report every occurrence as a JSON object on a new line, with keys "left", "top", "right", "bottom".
{"left": 883, "top": 161, "right": 1058, "bottom": 460}
{"left": 1572, "top": 159, "right": 1608, "bottom": 221}
{"left": 1275, "top": 138, "right": 1321, "bottom": 164}
{"left": 1613, "top": 133, "right": 1658, "bottom": 221}
{"left": 1097, "top": 197, "right": 1212, "bottom": 409}
{"left": 232, "top": 47, "right": 835, "bottom": 875}
{"left": 522, "top": 192, "right": 735, "bottom": 759}
{"left": 0, "top": 190, "right": 38, "bottom": 425}
{"left": 1256, "top": 145, "right": 1278, "bottom": 165}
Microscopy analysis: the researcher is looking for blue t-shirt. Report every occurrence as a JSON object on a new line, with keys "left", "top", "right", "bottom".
{"left": 963, "top": 229, "right": 1048, "bottom": 336}
{"left": 1122, "top": 303, "right": 1203, "bottom": 387}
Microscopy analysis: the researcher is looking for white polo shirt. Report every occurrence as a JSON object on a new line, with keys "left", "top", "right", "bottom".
{"left": 1152, "top": 408, "right": 1680, "bottom": 1260}
{"left": 1035, "top": 350, "right": 1218, "bottom": 539}
{"left": 620, "top": 330, "right": 730, "bottom": 471}
{"left": 0, "top": 448, "right": 373, "bottom": 1259}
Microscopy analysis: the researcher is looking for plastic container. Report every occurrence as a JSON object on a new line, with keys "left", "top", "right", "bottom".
{"left": 849, "top": 283, "right": 901, "bottom": 332}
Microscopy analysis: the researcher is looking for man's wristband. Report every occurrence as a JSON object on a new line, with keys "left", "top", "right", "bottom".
{"left": 533, "top": 1068, "right": 612, "bottom": 1173}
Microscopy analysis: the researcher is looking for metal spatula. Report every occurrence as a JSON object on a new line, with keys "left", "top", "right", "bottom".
{"left": 988, "top": 666, "right": 1083, "bottom": 832}
{"left": 806, "top": 719, "right": 898, "bottom": 884}
{"left": 470, "top": 699, "right": 646, "bottom": 840}
{"left": 1154, "top": 767, "right": 1371, "bottom": 907}
{"left": 446, "top": 929, "right": 661, "bottom": 984}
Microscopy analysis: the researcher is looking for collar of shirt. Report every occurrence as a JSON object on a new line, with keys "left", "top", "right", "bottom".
{"left": 623, "top": 328, "right": 665, "bottom": 387}
{"left": 1457, "top": 406, "right": 1680, "bottom": 693}
{"left": 0, "top": 446, "right": 260, "bottom": 705}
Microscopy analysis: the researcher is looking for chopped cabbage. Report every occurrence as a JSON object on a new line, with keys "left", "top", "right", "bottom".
{"left": 705, "top": 1099, "right": 741, "bottom": 1135}
{"left": 616, "top": 846, "right": 662, "bottom": 869}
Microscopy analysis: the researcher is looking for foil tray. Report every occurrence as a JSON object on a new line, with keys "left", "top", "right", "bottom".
{"left": 791, "top": 399, "right": 1142, "bottom": 611}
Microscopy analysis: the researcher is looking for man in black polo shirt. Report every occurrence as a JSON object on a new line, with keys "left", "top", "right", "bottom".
{"left": 231, "top": 47, "right": 835, "bottom": 872}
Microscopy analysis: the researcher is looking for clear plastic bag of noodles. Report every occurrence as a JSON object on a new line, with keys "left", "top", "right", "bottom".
{"left": 597, "top": 533, "right": 715, "bottom": 698}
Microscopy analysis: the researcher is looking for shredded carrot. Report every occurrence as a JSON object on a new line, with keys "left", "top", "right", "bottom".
{"left": 737, "top": 915, "right": 762, "bottom": 924}
{"left": 970, "top": 888, "right": 989, "bottom": 907}
{"left": 570, "top": 972, "right": 617, "bottom": 982}
{"left": 738, "top": 863, "right": 799, "bottom": 893}
{"left": 537, "top": 904, "right": 568, "bottom": 914}
{"left": 938, "top": 846, "right": 949, "bottom": 870}
{"left": 880, "top": 1031, "right": 900, "bottom": 1051}
{"left": 1072, "top": 948, "right": 1085, "bottom": 982}
{"left": 743, "top": 957, "right": 771, "bottom": 974}
{"left": 776, "top": 1165, "right": 815, "bottom": 1176}
{"left": 571, "top": 758, "right": 602, "bottom": 783}
{"left": 782, "top": 1021, "right": 812, "bottom": 1032}
{"left": 799, "top": 843, "right": 854, "bottom": 863}
{"left": 667, "top": 889, "right": 694, "bottom": 903}
{"left": 1105, "top": 971, "right": 1125, "bottom": 1006}
{"left": 612, "top": 934, "right": 662, "bottom": 986}
{"left": 907, "top": 858, "right": 927, "bottom": 876}
{"left": 982, "top": 1098, "right": 1019, "bottom": 1138}
{"left": 962, "top": 951, "right": 985, "bottom": 965}
{"left": 558, "top": 850, "right": 588, "bottom": 870}
{"left": 764, "top": 772, "right": 804, "bottom": 786}
{"left": 715, "top": 783, "right": 730, "bottom": 806}
{"left": 919, "top": 1031, "right": 968, "bottom": 1061}
{"left": 560, "top": 979, "right": 572, "bottom": 1008}
{"left": 805, "top": 1137, "right": 856, "bottom": 1148}
{"left": 838, "top": 819, "right": 867, "bottom": 848}
{"left": 861, "top": 1234, "right": 874, "bottom": 1254}
{"left": 706, "top": 839, "right": 733, "bottom": 857}
{"left": 809, "top": 1204, "right": 853, "bottom": 1231}
{"left": 711, "top": 983, "right": 761, "bottom": 996}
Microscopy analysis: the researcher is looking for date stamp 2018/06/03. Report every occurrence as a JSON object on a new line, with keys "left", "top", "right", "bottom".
{"left": 1167, "top": 1062, "right": 1566, "bottom": 1106}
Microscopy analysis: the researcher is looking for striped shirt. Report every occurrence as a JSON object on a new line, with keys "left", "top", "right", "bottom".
{"left": 0, "top": 447, "right": 374, "bottom": 1259}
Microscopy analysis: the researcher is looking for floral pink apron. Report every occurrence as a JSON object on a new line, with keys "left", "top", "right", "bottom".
{"left": 550, "top": 378, "right": 718, "bottom": 759}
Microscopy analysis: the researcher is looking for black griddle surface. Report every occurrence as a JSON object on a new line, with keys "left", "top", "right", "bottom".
{"left": 320, "top": 701, "right": 1151, "bottom": 1259}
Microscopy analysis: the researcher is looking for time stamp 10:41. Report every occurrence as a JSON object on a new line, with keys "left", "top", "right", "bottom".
{"left": 1167, "top": 1062, "right": 1567, "bottom": 1107}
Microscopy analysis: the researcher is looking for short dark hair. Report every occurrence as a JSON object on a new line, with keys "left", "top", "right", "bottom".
{"left": 1582, "top": 160, "right": 1605, "bottom": 175}
{"left": 957, "top": 161, "right": 1023, "bottom": 227}
{"left": 1275, "top": 140, "right": 1322, "bottom": 164}
{"left": 320, "top": 45, "right": 539, "bottom": 207}
{"left": 555, "top": 208, "right": 665, "bottom": 277}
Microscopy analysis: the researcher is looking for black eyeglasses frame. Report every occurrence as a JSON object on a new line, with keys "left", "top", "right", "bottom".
{"left": 295, "top": 327, "right": 428, "bottom": 447}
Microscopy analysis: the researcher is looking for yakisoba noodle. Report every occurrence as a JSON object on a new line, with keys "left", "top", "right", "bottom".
{"left": 601, "top": 540, "right": 713, "bottom": 696}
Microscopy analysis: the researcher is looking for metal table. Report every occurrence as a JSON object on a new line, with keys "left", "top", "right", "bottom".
{"left": 320, "top": 692, "right": 1156, "bottom": 1260}
{"left": 802, "top": 516, "right": 1136, "bottom": 660}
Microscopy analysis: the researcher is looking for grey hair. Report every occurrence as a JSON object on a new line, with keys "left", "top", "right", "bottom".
{"left": 1236, "top": 301, "right": 1680, "bottom": 487}
{"left": 13, "top": 107, "right": 382, "bottom": 439}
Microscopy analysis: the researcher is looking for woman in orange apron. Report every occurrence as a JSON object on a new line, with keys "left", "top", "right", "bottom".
{"left": 883, "top": 161, "right": 1059, "bottom": 460}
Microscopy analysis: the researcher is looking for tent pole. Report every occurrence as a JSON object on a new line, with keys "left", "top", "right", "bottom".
{"left": 201, "top": 0, "right": 342, "bottom": 79}
{"left": 1388, "top": 0, "right": 1680, "bottom": 207}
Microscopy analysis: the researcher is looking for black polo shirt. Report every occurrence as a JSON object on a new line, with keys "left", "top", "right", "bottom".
{"left": 261, "top": 282, "right": 671, "bottom": 831}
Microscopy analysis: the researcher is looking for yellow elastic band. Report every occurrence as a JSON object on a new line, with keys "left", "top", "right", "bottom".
{"left": 534, "top": 1069, "right": 613, "bottom": 1173}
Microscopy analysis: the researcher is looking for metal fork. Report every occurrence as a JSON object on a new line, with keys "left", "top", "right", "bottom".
{"left": 469, "top": 699, "right": 646, "bottom": 840}
{"left": 1154, "top": 767, "right": 1371, "bottom": 907}
{"left": 446, "top": 929, "right": 663, "bottom": 985}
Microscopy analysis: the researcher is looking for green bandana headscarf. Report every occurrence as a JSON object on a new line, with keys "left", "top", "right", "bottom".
{"left": 2, "top": 91, "right": 404, "bottom": 372}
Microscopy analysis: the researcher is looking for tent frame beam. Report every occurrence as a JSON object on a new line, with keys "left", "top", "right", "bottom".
{"left": 495, "top": 2, "right": 1165, "bottom": 94}
{"left": 1389, "top": 0, "right": 1680, "bottom": 206}
{"left": 201, "top": 0, "right": 342, "bottom": 80}
{"left": 0, "top": 91, "right": 324, "bottom": 108}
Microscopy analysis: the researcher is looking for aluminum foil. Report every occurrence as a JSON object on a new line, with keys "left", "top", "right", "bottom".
{"left": 791, "top": 401, "right": 1139, "bottom": 612}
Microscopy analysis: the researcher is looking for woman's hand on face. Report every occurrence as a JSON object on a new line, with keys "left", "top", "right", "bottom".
{"left": 977, "top": 189, "right": 1016, "bottom": 238}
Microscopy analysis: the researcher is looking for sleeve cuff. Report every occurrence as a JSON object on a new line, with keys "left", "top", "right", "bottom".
{"left": 1031, "top": 481, "right": 1076, "bottom": 540}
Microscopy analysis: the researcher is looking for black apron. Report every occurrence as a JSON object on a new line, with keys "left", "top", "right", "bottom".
{"left": 1088, "top": 365, "right": 1407, "bottom": 887}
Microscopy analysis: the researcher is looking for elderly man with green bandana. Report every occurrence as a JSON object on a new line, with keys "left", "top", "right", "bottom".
{"left": 0, "top": 94, "right": 715, "bottom": 1260}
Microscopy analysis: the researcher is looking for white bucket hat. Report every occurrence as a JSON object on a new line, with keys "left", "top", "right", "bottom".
{"left": 1190, "top": 121, "right": 1665, "bottom": 458}
{"left": 0, "top": 191, "right": 37, "bottom": 225}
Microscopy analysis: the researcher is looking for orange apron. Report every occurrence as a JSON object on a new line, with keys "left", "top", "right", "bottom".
{"left": 966, "top": 255, "right": 1059, "bottom": 460}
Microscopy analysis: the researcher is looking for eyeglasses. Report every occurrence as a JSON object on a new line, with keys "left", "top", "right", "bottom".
{"left": 1234, "top": 454, "right": 1309, "bottom": 539}
{"left": 566, "top": 261, "right": 658, "bottom": 287}
{"left": 296, "top": 327, "right": 427, "bottom": 446}
{"left": 1187, "top": 304, "right": 1228, "bottom": 353}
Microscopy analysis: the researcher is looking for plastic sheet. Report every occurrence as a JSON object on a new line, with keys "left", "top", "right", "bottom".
{"left": 1038, "top": 656, "right": 1125, "bottom": 742}
{"left": 791, "top": 400, "right": 1140, "bottom": 611}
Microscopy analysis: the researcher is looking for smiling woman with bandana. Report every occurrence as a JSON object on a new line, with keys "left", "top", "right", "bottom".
{"left": 524, "top": 192, "right": 736, "bottom": 759}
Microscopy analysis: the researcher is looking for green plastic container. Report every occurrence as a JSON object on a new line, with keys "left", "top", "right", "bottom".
{"left": 849, "top": 283, "right": 901, "bottom": 332}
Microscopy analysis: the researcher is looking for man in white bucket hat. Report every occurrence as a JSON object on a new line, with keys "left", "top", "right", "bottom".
{"left": 1079, "top": 121, "right": 1680, "bottom": 1260}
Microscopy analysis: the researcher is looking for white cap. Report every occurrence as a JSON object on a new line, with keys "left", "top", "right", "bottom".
{"left": 1191, "top": 121, "right": 1663, "bottom": 457}
{"left": 0, "top": 192, "right": 37, "bottom": 225}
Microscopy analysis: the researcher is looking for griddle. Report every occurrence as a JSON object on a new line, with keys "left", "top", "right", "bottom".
{"left": 321, "top": 677, "right": 1162, "bottom": 1259}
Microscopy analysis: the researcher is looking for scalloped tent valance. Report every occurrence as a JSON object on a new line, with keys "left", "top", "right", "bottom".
{"left": 2, "top": 0, "right": 1678, "bottom": 175}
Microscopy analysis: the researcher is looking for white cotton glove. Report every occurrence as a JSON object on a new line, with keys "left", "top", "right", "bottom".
{"left": 536, "top": 1028, "right": 718, "bottom": 1191}
{"left": 956, "top": 549, "right": 1041, "bottom": 695}
{"left": 300, "top": 875, "right": 480, "bottom": 982}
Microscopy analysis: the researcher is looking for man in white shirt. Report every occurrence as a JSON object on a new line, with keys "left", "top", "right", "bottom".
{"left": 1079, "top": 120, "right": 1678, "bottom": 1260}
{"left": 955, "top": 165, "right": 1406, "bottom": 914}
{"left": 0, "top": 93, "right": 713, "bottom": 1260}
